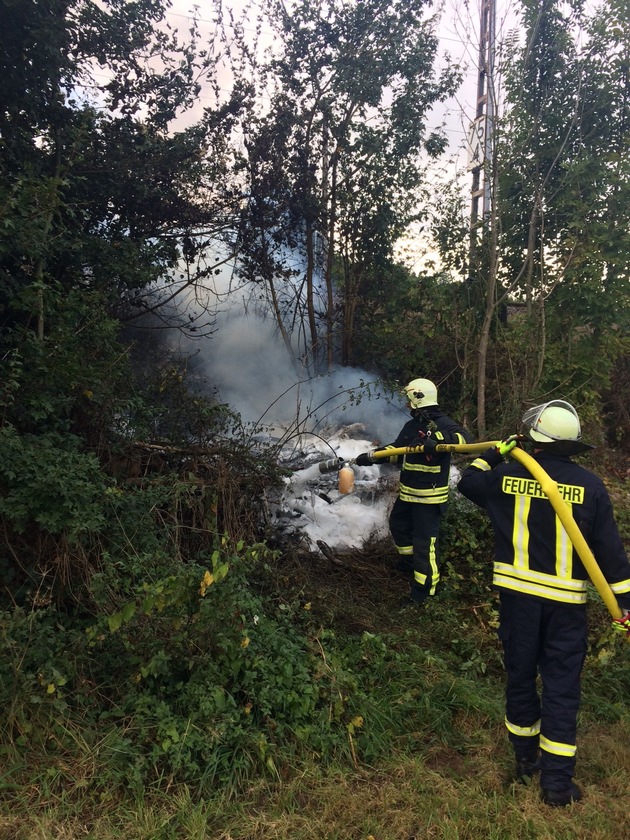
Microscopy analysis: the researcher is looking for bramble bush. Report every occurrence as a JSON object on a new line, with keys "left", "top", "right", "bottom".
{"left": 0, "top": 495, "right": 507, "bottom": 796}
{"left": 440, "top": 486, "right": 495, "bottom": 600}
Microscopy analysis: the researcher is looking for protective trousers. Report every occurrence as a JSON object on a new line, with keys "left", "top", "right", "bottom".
{"left": 389, "top": 499, "right": 443, "bottom": 603}
{"left": 497, "top": 591, "right": 588, "bottom": 792}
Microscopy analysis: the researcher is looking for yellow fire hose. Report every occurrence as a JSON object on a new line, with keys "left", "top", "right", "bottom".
{"left": 363, "top": 441, "right": 624, "bottom": 621}
{"left": 508, "top": 447, "right": 623, "bottom": 620}
{"left": 366, "top": 442, "right": 499, "bottom": 458}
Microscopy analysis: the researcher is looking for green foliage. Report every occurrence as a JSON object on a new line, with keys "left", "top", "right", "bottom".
{"left": 0, "top": 425, "right": 107, "bottom": 536}
{"left": 0, "top": 497, "right": 504, "bottom": 796}
{"left": 441, "top": 490, "right": 495, "bottom": 599}
{"left": 350, "top": 265, "right": 474, "bottom": 415}
{"left": 119, "top": 362, "right": 238, "bottom": 447}
{"left": 0, "top": 287, "right": 126, "bottom": 435}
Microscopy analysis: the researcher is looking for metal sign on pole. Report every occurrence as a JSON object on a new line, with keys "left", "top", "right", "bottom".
{"left": 467, "top": 116, "right": 486, "bottom": 172}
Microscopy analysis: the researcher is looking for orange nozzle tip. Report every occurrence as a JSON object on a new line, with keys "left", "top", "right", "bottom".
{"left": 338, "top": 466, "right": 355, "bottom": 494}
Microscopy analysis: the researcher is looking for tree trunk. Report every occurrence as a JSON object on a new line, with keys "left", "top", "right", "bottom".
{"left": 324, "top": 151, "right": 338, "bottom": 370}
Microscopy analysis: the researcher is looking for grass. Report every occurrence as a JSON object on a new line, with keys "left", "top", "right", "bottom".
{"left": 2, "top": 728, "right": 630, "bottom": 839}
{"left": 1, "top": 587, "right": 628, "bottom": 839}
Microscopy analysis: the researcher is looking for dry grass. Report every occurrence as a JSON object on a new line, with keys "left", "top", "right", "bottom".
{"left": 3, "top": 733, "right": 629, "bottom": 840}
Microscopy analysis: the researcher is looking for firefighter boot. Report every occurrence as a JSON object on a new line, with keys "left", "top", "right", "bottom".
{"left": 514, "top": 754, "right": 540, "bottom": 784}
{"left": 541, "top": 783, "right": 582, "bottom": 807}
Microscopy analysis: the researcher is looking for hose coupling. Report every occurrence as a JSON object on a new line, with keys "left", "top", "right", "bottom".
{"left": 318, "top": 457, "right": 344, "bottom": 474}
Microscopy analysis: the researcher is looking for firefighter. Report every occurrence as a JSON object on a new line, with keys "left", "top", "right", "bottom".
{"left": 356, "top": 378, "right": 472, "bottom": 605}
{"left": 457, "top": 400, "right": 630, "bottom": 807}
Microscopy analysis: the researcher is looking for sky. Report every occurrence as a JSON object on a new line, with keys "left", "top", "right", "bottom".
{"left": 163, "top": 0, "right": 524, "bottom": 177}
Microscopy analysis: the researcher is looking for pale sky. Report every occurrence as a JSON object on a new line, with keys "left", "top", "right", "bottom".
{"left": 160, "top": 0, "right": 523, "bottom": 268}
{"left": 163, "top": 0, "right": 523, "bottom": 163}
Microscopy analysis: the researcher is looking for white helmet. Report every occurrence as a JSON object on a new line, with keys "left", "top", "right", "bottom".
{"left": 404, "top": 378, "right": 438, "bottom": 410}
{"left": 522, "top": 400, "right": 581, "bottom": 443}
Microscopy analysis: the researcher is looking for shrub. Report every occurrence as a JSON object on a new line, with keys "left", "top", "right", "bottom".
{"left": 440, "top": 488, "right": 495, "bottom": 600}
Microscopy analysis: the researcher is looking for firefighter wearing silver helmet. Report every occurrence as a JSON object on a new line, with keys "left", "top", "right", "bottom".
{"left": 356, "top": 378, "right": 472, "bottom": 605}
{"left": 458, "top": 399, "right": 630, "bottom": 807}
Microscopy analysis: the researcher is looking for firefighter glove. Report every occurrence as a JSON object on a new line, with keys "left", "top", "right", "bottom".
{"left": 422, "top": 437, "right": 439, "bottom": 454}
{"left": 611, "top": 611, "right": 630, "bottom": 636}
{"left": 496, "top": 434, "right": 520, "bottom": 457}
{"left": 355, "top": 451, "right": 376, "bottom": 466}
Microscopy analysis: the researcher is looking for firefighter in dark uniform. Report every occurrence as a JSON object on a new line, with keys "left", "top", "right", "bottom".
{"left": 356, "top": 378, "right": 472, "bottom": 605}
{"left": 458, "top": 400, "right": 630, "bottom": 807}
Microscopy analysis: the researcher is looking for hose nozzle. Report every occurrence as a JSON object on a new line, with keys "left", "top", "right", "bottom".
{"left": 318, "top": 457, "right": 344, "bottom": 474}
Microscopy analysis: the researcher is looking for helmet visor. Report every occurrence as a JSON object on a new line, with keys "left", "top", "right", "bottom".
{"left": 522, "top": 400, "right": 581, "bottom": 442}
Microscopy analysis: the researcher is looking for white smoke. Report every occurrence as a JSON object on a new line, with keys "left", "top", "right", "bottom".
{"left": 167, "top": 249, "right": 409, "bottom": 446}
{"left": 157, "top": 249, "right": 418, "bottom": 552}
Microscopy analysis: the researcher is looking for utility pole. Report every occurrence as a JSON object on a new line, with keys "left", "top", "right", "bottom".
{"left": 466, "top": 0, "right": 497, "bottom": 439}
{"left": 466, "top": 0, "right": 496, "bottom": 275}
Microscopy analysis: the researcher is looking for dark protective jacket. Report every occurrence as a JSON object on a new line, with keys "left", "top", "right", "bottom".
{"left": 376, "top": 409, "right": 471, "bottom": 505}
{"left": 458, "top": 448, "right": 630, "bottom": 608}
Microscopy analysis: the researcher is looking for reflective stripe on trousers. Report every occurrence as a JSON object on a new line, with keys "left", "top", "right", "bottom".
{"left": 497, "top": 591, "right": 587, "bottom": 792}
{"left": 389, "top": 498, "right": 444, "bottom": 599}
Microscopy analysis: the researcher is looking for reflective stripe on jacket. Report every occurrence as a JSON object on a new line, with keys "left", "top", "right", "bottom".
{"left": 377, "top": 411, "right": 470, "bottom": 506}
{"left": 458, "top": 449, "right": 630, "bottom": 607}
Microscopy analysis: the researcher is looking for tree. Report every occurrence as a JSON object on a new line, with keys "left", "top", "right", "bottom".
{"left": 0, "top": 0, "right": 248, "bottom": 357}
{"left": 456, "top": 0, "right": 630, "bottom": 438}
{"left": 467, "top": 0, "right": 584, "bottom": 435}
{"left": 224, "top": 0, "right": 460, "bottom": 373}
{"left": 507, "top": 0, "right": 629, "bottom": 412}
{"left": 0, "top": 0, "right": 263, "bottom": 608}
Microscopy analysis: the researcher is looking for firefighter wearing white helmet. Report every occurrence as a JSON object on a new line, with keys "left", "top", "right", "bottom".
{"left": 403, "top": 378, "right": 439, "bottom": 410}
{"left": 522, "top": 400, "right": 586, "bottom": 450}
{"left": 356, "top": 378, "right": 472, "bottom": 605}
{"left": 458, "top": 399, "right": 630, "bottom": 807}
